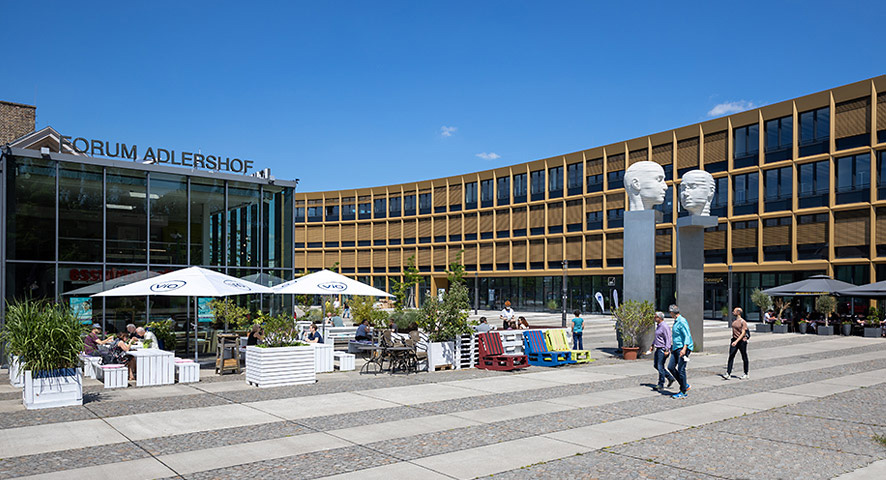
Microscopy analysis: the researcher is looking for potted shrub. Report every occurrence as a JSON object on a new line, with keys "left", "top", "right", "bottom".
{"left": 841, "top": 320, "right": 853, "bottom": 336}
{"left": 245, "top": 312, "right": 315, "bottom": 388}
{"left": 751, "top": 289, "right": 772, "bottom": 332}
{"left": 863, "top": 317, "right": 881, "bottom": 338}
{"left": 797, "top": 320, "right": 808, "bottom": 334}
{"left": 772, "top": 318, "right": 788, "bottom": 334}
{"left": 417, "top": 252, "right": 474, "bottom": 370}
{"left": 1, "top": 299, "right": 85, "bottom": 409}
{"left": 815, "top": 295, "right": 836, "bottom": 336}
{"left": 145, "top": 318, "right": 176, "bottom": 351}
{"left": 613, "top": 300, "right": 655, "bottom": 360}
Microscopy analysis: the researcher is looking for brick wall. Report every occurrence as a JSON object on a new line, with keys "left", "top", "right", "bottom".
{"left": 0, "top": 101, "right": 36, "bottom": 144}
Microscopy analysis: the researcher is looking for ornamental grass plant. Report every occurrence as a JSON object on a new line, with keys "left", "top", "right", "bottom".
{"left": 612, "top": 299, "right": 655, "bottom": 348}
{"left": 1, "top": 299, "right": 85, "bottom": 374}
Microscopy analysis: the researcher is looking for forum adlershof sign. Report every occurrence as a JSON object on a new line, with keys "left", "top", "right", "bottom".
{"left": 61, "top": 135, "right": 256, "bottom": 174}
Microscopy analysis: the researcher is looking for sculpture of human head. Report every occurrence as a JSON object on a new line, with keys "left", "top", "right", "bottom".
{"left": 679, "top": 169, "right": 716, "bottom": 216}
{"left": 624, "top": 161, "right": 667, "bottom": 210}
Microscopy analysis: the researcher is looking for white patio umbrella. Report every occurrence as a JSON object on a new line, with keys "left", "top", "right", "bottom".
{"left": 273, "top": 269, "right": 393, "bottom": 339}
{"left": 92, "top": 266, "right": 273, "bottom": 361}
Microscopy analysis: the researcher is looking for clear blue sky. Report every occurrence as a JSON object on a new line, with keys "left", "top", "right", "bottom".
{"left": 2, "top": 1, "right": 882, "bottom": 192}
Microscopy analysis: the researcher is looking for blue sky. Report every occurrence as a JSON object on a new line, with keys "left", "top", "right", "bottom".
{"left": 1, "top": 1, "right": 882, "bottom": 192}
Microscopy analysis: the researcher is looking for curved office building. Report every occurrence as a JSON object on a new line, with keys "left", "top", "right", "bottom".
{"left": 295, "top": 76, "right": 886, "bottom": 319}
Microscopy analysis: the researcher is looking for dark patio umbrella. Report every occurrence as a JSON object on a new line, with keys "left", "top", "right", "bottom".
{"left": 836, "top": 280, "right": 886, "bottom": 298}
{"left": 761, "top": 275, "right": 855, "bottom": 297}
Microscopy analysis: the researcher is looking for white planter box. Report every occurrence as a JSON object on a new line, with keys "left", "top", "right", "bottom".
{"left": 427, "top": 341, "right": 456, "bottom": 371}
{"left": 245, "top": 345, "right": 315, "bottom": 388}
{"left": 312, "top": 343, "right": 334, "bottom": 373}
{"left": 22, "top": 369, "right": 83, "bottom": 410}
{"left": 9, "top": 355, "right": 24, "bottom": 388}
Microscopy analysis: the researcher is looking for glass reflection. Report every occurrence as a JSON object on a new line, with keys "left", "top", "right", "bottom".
{"left": 106, "top": 168, "right": 147, "bottom": 263}
{"left": 8, "top": 157, "right": 55, "bottom": 260}
{"left": 150, "top": 173, "right": 188, "bottom": 265}
{"left": 59, "top": 164, "right": 103, "bottom": 262}
{"left": 190, "top": 178, "right": 225, "bottom": 266}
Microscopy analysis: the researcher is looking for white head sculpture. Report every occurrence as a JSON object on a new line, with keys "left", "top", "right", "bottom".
{"left": 624, "top": 161, "right": 667, "bottom": 211}
{"left": 679, "top": 169, "right": 716, "bottom": 216}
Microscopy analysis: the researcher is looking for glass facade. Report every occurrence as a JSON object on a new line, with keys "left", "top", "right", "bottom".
{"left": 1, "top": 151, "right": 295, "bottom": 355}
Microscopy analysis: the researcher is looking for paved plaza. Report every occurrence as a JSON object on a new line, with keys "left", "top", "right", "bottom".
{"left": 1, "top": 318, "right": 885, "bottom": 479}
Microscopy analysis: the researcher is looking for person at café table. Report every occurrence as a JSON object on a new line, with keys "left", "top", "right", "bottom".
{"left": 355, "top": 319, "right": 372, "bottom": 341}
{"left": 109, "top": 332, "right": 136, "bottom": 380}
{"left": 84, "top": 323, "right": 113, "bottom": 356}
{"left": 136, "top": 327, "right": 159, "bottom": 349}
{"left": 305, "top": 323, "right": 323, "bottom": 344}
{"left": 127, "top": 323, "right": 143, "bottom": 339}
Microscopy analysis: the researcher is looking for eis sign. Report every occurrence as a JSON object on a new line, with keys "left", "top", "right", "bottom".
{"left": 61, "top": 136, "right": 256, "bottom": 174}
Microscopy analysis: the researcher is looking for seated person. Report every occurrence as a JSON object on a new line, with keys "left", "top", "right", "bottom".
{"left": 247, "top": 324, "right": 264, "bottom": 345}
{"left": 474, "top": 317, "right": 492, "bottom": 333}
{"left": 127, "top": 323, "right": 143, "bottom": 339}
{"left": 355, "top": 319, "right": 372, "bottom": 341}
{"left": 763, "top": 310, "right": 774, "bottom": 324}
{"left": 387, "top": 319, "right": 397, "bottom": 333}
{"left": 305, "top": 323, "right": 323, "bottom": 344}
{"left": 518, "top": 316, "right": 530, "bottom": 330}
{"left": 84, "top": 323, "right": 112, "bottom": 356}
{"left": 108, "top": 332, "right": 136, "bottom": 380}
{"left": 508, "top": 320, "right": 517, "bottom": 330}
{"left": 135, "top": 327, "right": 159, "bottom": 349}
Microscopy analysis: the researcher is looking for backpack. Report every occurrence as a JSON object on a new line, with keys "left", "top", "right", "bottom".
{"left": 743, "top": 320, "right": 750, "bottom": 340}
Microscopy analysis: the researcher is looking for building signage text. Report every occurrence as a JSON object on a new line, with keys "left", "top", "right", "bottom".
{"left": 61, "top": 136, "right": 256, "bottom": 174}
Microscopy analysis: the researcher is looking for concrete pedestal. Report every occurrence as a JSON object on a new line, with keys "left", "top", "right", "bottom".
{"left": 624, "top": 210, "right": 660, "bottom": 353}
{"left": 676, "top": 215, "right": 719, "bottom": 353}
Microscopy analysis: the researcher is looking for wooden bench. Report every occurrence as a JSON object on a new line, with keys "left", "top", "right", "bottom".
{"left": 99, "top": 365, "right": 127, "bottom": 389}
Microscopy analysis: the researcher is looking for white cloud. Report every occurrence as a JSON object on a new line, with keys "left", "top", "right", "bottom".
{"left": 476, "top": 152, "right": 501, "bottom": 160}
{"left": 707, "top": 100, "right": 756, "bottom": 117}
{"left": 440, "top": 126, "right": 457, "bottom": 137}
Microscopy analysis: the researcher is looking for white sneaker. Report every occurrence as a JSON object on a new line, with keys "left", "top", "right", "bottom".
{"left": 739, "top": 374, "right": 749, "bottom": 380}
{"left": 721, "top": 373, "right": 731, "bottom": 380}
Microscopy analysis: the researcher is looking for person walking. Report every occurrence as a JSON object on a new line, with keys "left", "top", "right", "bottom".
{"left": 667, "top": 304, "right": 693, "bottom": 399}
{"left": 571, "top": 310, "right": 585, "bottom": 350}
{"left": 651, "top": 311, "right": 675, "bottom": 391}
{"left": 722, "top": 307, "right": 750, "bottom": 380}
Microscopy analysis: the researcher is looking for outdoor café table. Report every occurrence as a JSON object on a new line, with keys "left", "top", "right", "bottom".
{"left": 126, "top": 349, "right": 175, "bottom": 387}
{"left": 385, "top": 346, "right": 417, "bottom": 374}
{"left": 355, "top": 344, "right": 386, "bottom": 374}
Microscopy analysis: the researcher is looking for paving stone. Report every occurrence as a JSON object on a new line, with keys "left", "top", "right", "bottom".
{"left": 505, "top": 407, "right": 629, "bottom": 435}
{"left": 297, "top": 405, "right": 430, "bottom": 432}
{"left": 183, "top": 445, "right": 398, "bottom": 480}
{"left": 365, "top": 422, "right": 531, "bottom": 460}
{"left": 0, "top": 404, "right": 97, "bottom": 429}
{"left": 775, "top": 383, "right": 886, "bottom": 427}
{"left": 84, "top": 392, "right": 232, "bottom": 418}
{"left": 490, "top": 450, "right": 720, "bottom": 480}
{"left": 135, "top": 420, "right": 311, "bottom": 456}
{"left": 0, "top": 441, "right": 146, "bottom": 478}
{"left": 709, "top": 410, "right": 886, "bottom": 457}
{"left": 608, "top": 428, "right": 876, "bottom": 480}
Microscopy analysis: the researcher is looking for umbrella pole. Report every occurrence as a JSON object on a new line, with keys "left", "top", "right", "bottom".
{"left": 194, "top": 297, "right": 199, "bottom": 363}
{"left": 321, "top": 298, "right": 326, "bottom": 343}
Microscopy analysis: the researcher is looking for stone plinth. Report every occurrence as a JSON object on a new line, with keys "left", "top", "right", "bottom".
{"left": 676, "top": 215, "right": 719, "bottom": 353}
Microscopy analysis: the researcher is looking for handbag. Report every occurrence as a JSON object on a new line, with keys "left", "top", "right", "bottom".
{"left": 743, "top": 320, "right": 750, "bottom": 340}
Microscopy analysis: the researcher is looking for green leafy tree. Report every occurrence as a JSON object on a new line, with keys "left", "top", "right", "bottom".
{"left": 391, "top": 255, "right": 422, "bottom": 311}
{"left": 349, "top": 296, "right": 389, "bottom": 327}
{"left": 257, "top": 312, "right": 305, "bottom": 348}
{"left": 146, "top": 318, "right": 176, "bottom": 351}
{"left": 417, "top": 250, "right": 473, "bottom": 342}
{"left": 750, "top": 288, "right": 772, "bottom": 318}
{"left": 209, "top": 298, "right": 251, "bottom": 331}
{"left": 612, "top": 299, "right": 655, "bottom": 348}
{"left": 815, "top": 295, "right": 837, "bottom": 327}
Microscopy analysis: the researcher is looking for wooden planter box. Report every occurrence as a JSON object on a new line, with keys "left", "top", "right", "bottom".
{"left": 245, "top": 345, "right": 315, "bottom": 388}
{"left": 427, "top": 341, "right": 456, "bottom": 371}
{"left": 863, "top": 327, "right": 881, "bottom": 338}
{"left": 23, "top": 369, "right": 83, "bottom": 410}
{"left": 772, "top": 324, "right": 788, "bottom": 334}
{"left": 9, "top": 355, "right": 24, "bottom": 388}
{"left": 755, "top": 324, "right": 772, "bottom": 333}
{"left": 817, "top": 326, "right": 834, "bottom": 336}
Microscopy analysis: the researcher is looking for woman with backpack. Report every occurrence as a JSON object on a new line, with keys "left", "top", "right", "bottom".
{"left": 722, "top": 307, "right": 750, "bottom": 380}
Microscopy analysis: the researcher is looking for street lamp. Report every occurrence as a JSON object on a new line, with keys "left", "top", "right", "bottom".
{"left": 561, "top": 260, "right": 568, "bottom": 328}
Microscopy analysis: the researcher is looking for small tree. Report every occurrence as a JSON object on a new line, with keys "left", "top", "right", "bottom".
{"left": 417, "top": 250, "right": 473, "bottom": 342}
{"left": 772, "top": 297, "right": 790, "bottom": 323}
{"left": 750, "top": 288, "right": 772, "bottom": 318}
{"left": 349, "top": 296, "right": 389, "bottom": 328}
{"left": 209, "top": 298, "right": 251, "bottom": 331}
{"left": 257, "top": 312, "right": 304, "bottom": 348}
{"left": 391, "top": 255, "right": 422, "bottom": 311}
{"left": 612, "top": 299, "right": 655, "bottom": 348}
{"left": 815, "top": 295, "right": 837, "bottom": 327}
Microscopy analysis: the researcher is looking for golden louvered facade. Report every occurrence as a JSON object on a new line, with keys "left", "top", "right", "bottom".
{"left": 295, "top": 76, "right": 886, "bottom": 315}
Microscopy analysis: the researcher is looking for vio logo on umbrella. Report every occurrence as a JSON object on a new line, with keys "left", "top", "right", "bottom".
{"left": 223, "top": 280, "right": 252, "bottom": 291}
{"left": 150, "top": 280, "right": 186, "bottom": 292}
{"left": 318, "top": 282, "right": 347, "bottom": 292}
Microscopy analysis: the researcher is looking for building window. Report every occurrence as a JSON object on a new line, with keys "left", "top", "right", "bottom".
{"left": 732, "top": 172, "right": 759, "bottom": 215}
{"left": 878, "top": 151, "right": 886, "bottom": 200}
{"left": 295, "top": 207, "right": 305, "bottom": 222}
{"left": 325, "top": 205, "right": 339, "bottom": 221}
{"left": 403, "top": 195, "right": 416, "bottom": 216}
{"left": 765, "top": 115, "right": 793, "bottom": 163}
{"left": 709, "top": 177, "right": 728, "bottom": 217}
{"left": 586, "top": 210, "right": 603, "bottom": 230}
{"left": 732, "top": 220, "right": 758, "bottom": 263}
{"left": 704, "top": 223, "right": 727, "bottom": 264}
{"left": 419, "top": 193, "right": 431, "bottom": 214}
{"left": 307, "top": 206, "right": 323, "bottom": 222}
{"left": 480, "top": 179, "right": 494, "bottom": 208}
{"left": 835, "top": 153, "right": 870, "bottom": 204}
{"left": 513, "top": 173, "right": 527, "bottom": 203}
{"left": 530, "top": 170, "right": 545, "bottom": 201}
{"left": 763, "top": 217, "right": 791, "bottom": 262}
{"left": 389, "top": 197, "right": 401, "bottom": 217}
{"left": 373, "top": 198, "right": 386, "bottom": 218}
{"left": 764, "top": 167, "right": 792, "bottom": 212}
{"left": 358, "top": 202, "right": 371, "bottom": 219}
{"left": 799, "top": 107, "right": 829, "bottom": 157}
{"left": 548, "top": 166, "right": 563, "bottom": 198}
{"left": 654, "top": 186, "right": 673, "bottom": 223}
{"left": 607, "top": 208, "right": 624, "bottom": 228}
{"left": 567, "top": 163, "right": 583, "bottom": 196}
{"left": 464, "top": 182, "right": 477, "bottom": 209}
{"left": 497, "top": 177, "right": 510, "bottom": 205}
{"left": 798, "top": 160, "right": 829, "bottom": 208}
{"left": 586, "top": 174, "right": 603, "bottom": 193}
{"left": 341, "top": 204, "right": 355, "bottom": 220}
{"left": 607, "top": 169, "right": 624, "bottom": 189}
{"left": 733, "top": 124, "right": 759, "bottom": 168}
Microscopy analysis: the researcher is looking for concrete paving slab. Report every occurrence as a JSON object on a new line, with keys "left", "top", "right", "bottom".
{"left": 192, "top": 380, "right": 254, "bottom": 393}
{"left": 0, "top": 419, "right": 129, "bottom": 458}
{"left": 356, "top": 382, "right": 479, "bottom": 404}
{"left": 544, "top": 386, "right": 656, "bottom": 408}
{"left": 0, "top": 398, "right": 23, "bottom": 413}
{"left": 248, "top": 391, "right": 399, "bottom": 420}
{"left": 13, "top": 457, "right": 175, "bottom": 480}
{"left": 412, "top": 435, "right": 586, "bottom": 479}
{"left": 91, "top": 383, "right": 201, "bottom": 401}
{"left": 772, "top": 381, "right": 858, "bottom": 398}
{"left": 832, "top": 459, "right": 886, "bottom": 479}
{"left": 517, "top": 369, "right": 623, "bottom": 385}
{"left": 442, "top": 375, "right": 562, "bottom": 393}
{"left": 327, "top": 413, "right": 478, "bottom": 444}
{"left": 711, "top": 391, "right": 808, "bottom": 410}
{"left": 647, "top": 401, "right": 758, "bottom": 427}
{"left": 105, "top": 403, "right": 279, "bottom": 441}
{"left": 543, "top": 417, "right": 683, "bottom": 448}
{"left": 316, "top": 462, "right": 452, "bottom": 480}
{"left": 820, "top": 369, "right": 886, "bottom": 387}
{"left": 451, "top": 400, "right": 573, "bottom": 423}
{"left": 159, "top": 431, "right": 350, "bottom": 474}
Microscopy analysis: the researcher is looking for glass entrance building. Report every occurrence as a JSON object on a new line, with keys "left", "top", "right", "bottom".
{"left": 0, "top": 142, "right": 297, "bottom": 350}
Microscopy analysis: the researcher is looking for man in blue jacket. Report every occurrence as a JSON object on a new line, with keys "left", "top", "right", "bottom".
{"left": 667, "top": 304, "right": 693, "bottom": 398}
